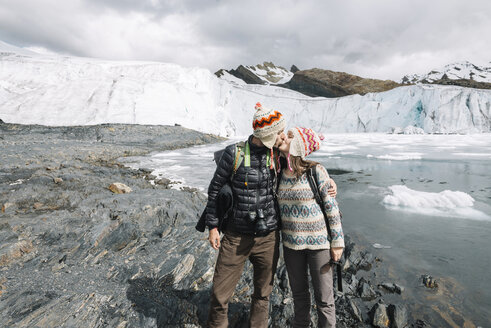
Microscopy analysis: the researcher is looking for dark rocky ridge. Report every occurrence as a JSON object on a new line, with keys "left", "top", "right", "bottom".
{"left": 0, "top": 122, "right": 462, "bottom": 327}
{"left": 423, "top": 77, "right": 491, "bottom": 90}
{"left": 228, "top": 65, "right": 267, "bottom": 84}
{"left": 281, "top": 69, "right": 402, "bottom": 98}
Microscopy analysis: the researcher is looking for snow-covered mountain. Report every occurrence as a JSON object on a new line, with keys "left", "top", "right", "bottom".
{"left": 216, "top": 62, "right": 294, "bottom": 85}
{"left": 401, "top": 61, "right": 491, "bottom": 84}
{"left": 0, "top": 40, "right": 39, "bottom": 57}
{"left": 0, "top": 43, "right": 490, "bottom": 135}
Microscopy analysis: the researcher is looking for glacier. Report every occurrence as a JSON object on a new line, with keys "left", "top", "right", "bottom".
{"left": 0, "top": 48, "right": 490, "bottom": 136}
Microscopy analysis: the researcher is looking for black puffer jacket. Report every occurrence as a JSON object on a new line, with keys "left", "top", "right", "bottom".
{"left": 205, "top": 135, "right": 279, "bottom": 235}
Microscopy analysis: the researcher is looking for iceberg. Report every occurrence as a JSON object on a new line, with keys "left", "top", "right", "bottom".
{"left": 382, "top": 185, "right": 490, "bottom": 221}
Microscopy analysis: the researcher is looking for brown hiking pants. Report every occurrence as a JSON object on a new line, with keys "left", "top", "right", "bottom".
{"left": 207, "top": 230, "right": 280, "bottom": 328}
{"left": 283, "top": 246, "right": 336, "bottom": 328}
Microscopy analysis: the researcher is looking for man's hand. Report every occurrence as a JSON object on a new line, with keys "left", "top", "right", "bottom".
{"left": 330, "top": 247, "right": 343, "bottom": 262}
{"left": 209, "top": 228, "right": 220, "bottom": 250}
{"left": 328, "top": 178, "right": 337, "bottom": 198}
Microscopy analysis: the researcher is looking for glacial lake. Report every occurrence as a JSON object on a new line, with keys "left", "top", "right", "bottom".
{"left": 122, "top": 133, "right": 491, "bottom": 326}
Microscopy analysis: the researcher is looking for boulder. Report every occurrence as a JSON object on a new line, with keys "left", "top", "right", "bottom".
{"left": 348, "top": 299, "right": 363, "bottom": 322}
{"left": 388, "top": 304, "right": 408, "bottom": 328}
{"left": 379, "top": 282, "right": 405, "bottom": 294}
{"left": 357, "top": 278, "right": 377, "bottom": 300}
{"left": 108, "top": 183, "right": 132, "bottom": 194}
{"left": 421, "top": 275, "right": 438, "bottom": 289}
{"left": 342, "top": 273, "right": 359, "bottom": 296}
{"left": 371, "top": 302, "right": 390, "bottom": 328}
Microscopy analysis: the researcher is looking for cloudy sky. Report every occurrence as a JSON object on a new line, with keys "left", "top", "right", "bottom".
{"left": 0, "top": 0, "right": 489, "bottom": 80}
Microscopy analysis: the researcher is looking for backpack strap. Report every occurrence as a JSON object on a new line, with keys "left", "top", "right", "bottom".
{"left": 305, "top": 166, "right": 332, "bottom": 241}
{"left": 233, "top": 141, "right": 275, "bottom": 173}
{"left": 232, "top": 141, "right": 247, "bottom": 175}
{"left": 306, "top": 166, "right": 343, "bottom": 292}
{"left": 244, "top": 141, "right": 250, "bottom": 168}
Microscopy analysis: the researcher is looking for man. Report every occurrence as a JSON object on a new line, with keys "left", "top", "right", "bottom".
{"left": 205, "top": 103, "right": 336, "bottom": 327}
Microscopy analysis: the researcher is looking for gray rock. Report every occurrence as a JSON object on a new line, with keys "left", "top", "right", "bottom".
{"left": 388, "top": 304, "right": 408, "bottom": 328}
{"left": 276, "top": 264, "right": 289, "bottom": 291}
{"left": 348, "top": 298, "right": 363, "bottom": 322}
{"left": 357, "top": 278, "right": 377, "bottom": 300}
{"left": 96, "top": 221, "right": 139, "bottom": 251}
{"left": 421, "top": 275, "right": 438, "bottom": 289}
{"left": 343, "top": 239, "right": 374, "bottom": 273}
{"left": 1, "top": 202, "right": 14, "bottom": 213}
{"left": 342, "top": 274, "right": 359, "bottom": 296}
{"left": 109, "top": 182, "right": 132, "bottom": 194}
{"left": 371, "top": 303, "right": 390, "bottom": 328}
{"left": 358, "top": 251, "right": 374, "bottom": 271}
{"left": 379, "top": 282, "right": 405, "bottom": 295}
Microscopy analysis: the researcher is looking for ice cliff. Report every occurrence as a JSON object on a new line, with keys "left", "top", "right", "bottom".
{"left": 0, "top": 47, "right": 489, "bottom": 135}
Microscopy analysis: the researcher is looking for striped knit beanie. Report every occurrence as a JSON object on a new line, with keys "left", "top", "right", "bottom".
{"left": 252, "top": 102, "right": 286, "bottom": 149}
{"left": 288, "top": 127, "right": 324, "bottom": 159}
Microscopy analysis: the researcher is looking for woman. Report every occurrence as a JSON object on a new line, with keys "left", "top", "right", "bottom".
{"left": 277, "top": 127, "right": 345, "bottom": 328}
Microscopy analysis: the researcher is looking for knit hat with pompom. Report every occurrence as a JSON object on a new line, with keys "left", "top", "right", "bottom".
{"left": 288, "top": 127, "right": 324, "bottom": 159}
{"left": 252, "top": 102, "right": 286, "bottom": 149}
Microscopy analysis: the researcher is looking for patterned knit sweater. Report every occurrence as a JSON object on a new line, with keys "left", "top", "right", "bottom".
{"left": 278, "top": 164, "right": 345, "bottom": 250}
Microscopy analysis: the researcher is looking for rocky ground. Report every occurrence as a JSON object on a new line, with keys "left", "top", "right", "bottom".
{"left": 1, "top": 122, "right": 432, "bottom": 327}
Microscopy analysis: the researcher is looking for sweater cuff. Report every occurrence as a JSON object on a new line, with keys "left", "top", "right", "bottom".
{"left": 330, "top": 239, "right": 345, "bottom": 248}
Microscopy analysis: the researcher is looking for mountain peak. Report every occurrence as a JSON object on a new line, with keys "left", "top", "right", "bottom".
{"left": 401, "top": 61, "right": 491, "bottom": 84}
{"left": 215, "top": 62, "right": 294, "bottom": 85}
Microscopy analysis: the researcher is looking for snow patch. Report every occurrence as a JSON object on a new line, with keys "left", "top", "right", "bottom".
{"left": 216, "top": 70, "right": 246, "bottom": 85}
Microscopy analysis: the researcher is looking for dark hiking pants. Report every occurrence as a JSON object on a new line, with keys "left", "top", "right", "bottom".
{"left": 208, "top": 230, "right": 280, "bottom": 328}
{"left": 283, "top": 246, "right": 336, "bottom": 328}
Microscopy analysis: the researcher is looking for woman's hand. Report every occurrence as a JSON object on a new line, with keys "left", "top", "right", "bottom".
{"left": 330, "top": 247, "right": 343, "bottom": 262}
{"left": 209, "top": 228, "right": 220, "bottom": 250}
{"left": 328, "top": 178, "right": 337, "bottom": 198}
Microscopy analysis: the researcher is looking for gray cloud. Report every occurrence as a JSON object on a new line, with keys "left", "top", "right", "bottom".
{"left": 0, "top": 0, "right": 489, "bottom": 80}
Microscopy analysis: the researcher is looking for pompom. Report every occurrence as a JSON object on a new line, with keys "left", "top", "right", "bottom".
{"left": 319, "top": 133, "right": 325, "bottom": 141}
{"left": 255, "top": 102, "right": 262, "bottom": 110}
